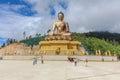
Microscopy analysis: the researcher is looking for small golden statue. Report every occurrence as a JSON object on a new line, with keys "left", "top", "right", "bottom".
{"left": 45, "top": 12, "right": 73, "bottom": 41}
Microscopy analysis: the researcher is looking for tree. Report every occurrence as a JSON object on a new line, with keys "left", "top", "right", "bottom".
{"left": 23, "top": 31, "right": 26, "bottom": 39}
{"left": 38, "top": 34, "right": 41, "bottom": 37}
{"left": 47, "top": 29, "right": 51, "bottom": 33}
{"left": 35, "top": 33, "right": 38, "bottom": 37}
{"left": 35, "top": 33, "right": 41, "bottom": 37}
{"left": 1, "top": 43, "right": 5, "bottom": 48}
{"left": 7, "top": 38, "right": 10, "bottom": 45}
{"left": 29, "top": 35, "right": 32, "bottom": 39}
{"left": 9, "top": 39, "right": 13, "bottom": 44}
{"left": 13, "top": 39, "right": 17, "bottom": 43}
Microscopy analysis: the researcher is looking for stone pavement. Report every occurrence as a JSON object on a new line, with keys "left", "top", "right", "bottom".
{"left": 0, "top": 60, "right": 120, "bottom": 80}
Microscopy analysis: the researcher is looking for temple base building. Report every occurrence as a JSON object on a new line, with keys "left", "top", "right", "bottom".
{"left": 39, "top": 40, "right": 85, "bottom": 56}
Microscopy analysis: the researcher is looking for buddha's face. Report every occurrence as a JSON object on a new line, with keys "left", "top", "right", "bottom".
{"left": 58, "top": 13, "right": 64, "bottom": 21}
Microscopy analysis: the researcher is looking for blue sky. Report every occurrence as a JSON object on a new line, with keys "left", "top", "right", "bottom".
{"left": 0, "top": 0, "right": 37, "bottom": 16}
{"left": 0, "top": 0, "right": 37, "bottom": 46}
{"left": 0, "top": 37, "right": 7, "bottom": 47}
{"left": 0, "top": 0, "right": 120, "bottom": 42}
{"left": 0, "top": 0, "right": 67, "bottom": 16}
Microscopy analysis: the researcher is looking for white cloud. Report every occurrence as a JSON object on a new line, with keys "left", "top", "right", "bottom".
{"left": 26, "top": 0, "right": 120, "bottom": 33}
{"left": 10, "top": 5, "right": 25, "bottom": 11}
{"left": 0, "top": 4, "right": 25, "bottom": 11}
{"left": 64, "top": 0, "right": 120, "bottom": 32}
{"left": 0, "top": 8, "right": 42, "bottom": 40}
{"left": 1, "top": 0, "right": 120, "bottom": 40}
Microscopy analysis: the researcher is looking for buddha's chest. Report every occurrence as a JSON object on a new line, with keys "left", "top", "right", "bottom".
{"left": 56, "top": 22, "right": 66, "bottom": 30}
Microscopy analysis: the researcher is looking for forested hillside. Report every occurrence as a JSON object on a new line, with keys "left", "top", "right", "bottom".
{"left": 20, "top": 36, "right": 45, "bottom": 47}
{"left": 84, "top": 31, "right": 120, "bottom": 45}
{"left": 72, "top": 32, "right": 120, "bottom": 56}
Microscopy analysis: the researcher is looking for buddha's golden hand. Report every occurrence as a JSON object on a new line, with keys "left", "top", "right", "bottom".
{"left": 49, "top": 31, "right": 54, "bottom": 35}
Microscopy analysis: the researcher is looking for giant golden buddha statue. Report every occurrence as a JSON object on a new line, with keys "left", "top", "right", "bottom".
{"left": 39, "top": 12, "right": 85, "bottom": 56}
{"left": 45, "top": 12, "right": 73, "bottom": 41}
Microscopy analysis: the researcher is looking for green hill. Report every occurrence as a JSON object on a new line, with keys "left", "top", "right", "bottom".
{"left": 72, "top": 32, "right": 120, "bottom": 56}
{"left": 20, "top": 36, "right": 45, "bottom": 47}
{"left": 84, "top": 31, "right": 120, "bottom": 45}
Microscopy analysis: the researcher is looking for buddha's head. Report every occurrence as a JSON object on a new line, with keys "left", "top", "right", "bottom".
{"left": 58, "top": 12, "right": 64, "bottom": 21}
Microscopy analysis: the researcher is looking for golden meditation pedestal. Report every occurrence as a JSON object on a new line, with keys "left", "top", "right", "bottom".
{"left": 39, "top": 40, "right": 85, "bottom": 56}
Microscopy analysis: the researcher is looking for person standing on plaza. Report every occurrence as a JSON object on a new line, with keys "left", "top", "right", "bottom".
{"left": 84, "top": 59, "right": 88, "bottom": 67}
{"left": 33, "top": 57, "right": 37, "bottom": 65}
{"left": 74, "top": 58, "right": 78, "bottom": 66}
{"left": 41, "top": 56, "right": 44, "bottom": 64}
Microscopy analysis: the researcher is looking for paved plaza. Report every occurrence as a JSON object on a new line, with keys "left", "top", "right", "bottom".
{"left": 0, "top": 60, "right": 120, "bottom": 80}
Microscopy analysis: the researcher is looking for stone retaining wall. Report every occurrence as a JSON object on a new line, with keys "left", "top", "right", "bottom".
{"left": 1, "top": 55, "right": 118, "bottom": 61}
